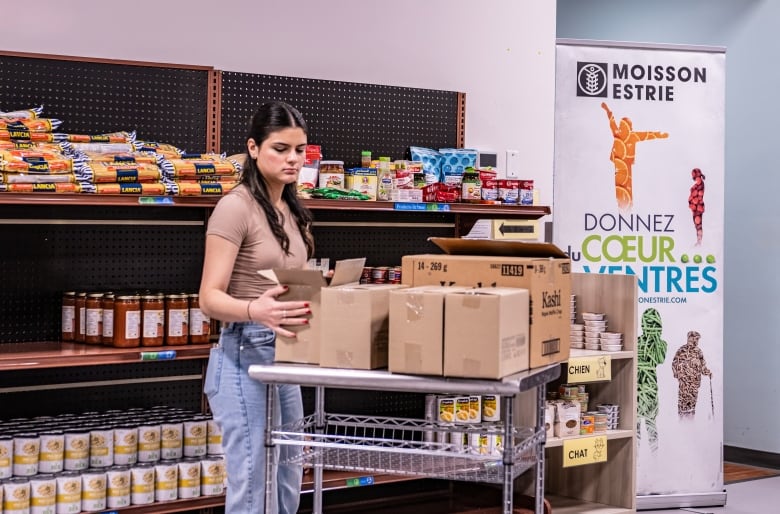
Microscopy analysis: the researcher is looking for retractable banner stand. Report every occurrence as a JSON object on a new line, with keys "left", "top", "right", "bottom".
{"left": 553, "top": 40, "right": 726, "bottom": 509}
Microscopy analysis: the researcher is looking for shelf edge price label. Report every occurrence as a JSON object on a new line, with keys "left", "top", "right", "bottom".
{"left": 345, "top": 475, "right": 374, "bottom": 487}
{"left": 140, "top": 350, "right": 177, "bottom": 361}
{"left": 562, "top": 435, "right": 608, "bottom": 468}
{"left": 138, "top": 196, "right": 174, "bottom": 205}
{"left": 566, "top": 355, "right": 611, "bottom": 383}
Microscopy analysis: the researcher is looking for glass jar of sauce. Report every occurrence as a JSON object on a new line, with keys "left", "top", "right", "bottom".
{"left": 61, "top": 291, "right": 76, "bottom": 342}
{"left": 141, "top": 294, "right": 165, "bottom": 347}
{"left": 74, "top": 292, "right": 87, "bottom": 343}
{"left": 85, "top": 293, "right": 104, "bottom": 344}
{"left": 102, "top": 293, "right": 115, "bottom": 345}
{"left": 165, "top": 294, "right": 190, "bottom": 346}
{"left": 113, "top": 295, "right": 141, "bottom": 348}
{"left": 188, "top": 294, "right": 210, "bottom": 344}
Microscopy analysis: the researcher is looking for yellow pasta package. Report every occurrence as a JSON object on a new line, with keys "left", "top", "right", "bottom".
{"left": 172, "top": 181, "right": 238, "bottom": 196}
{"left": 1, "top": 182, "right": 81, "bottom": 193}
{"left": 95, "top": 182, "right": 167, "bottom": 195}
{"left": 84, "top": 162, "right": 161, "bottom": 183}
{"left": 2, "top": 172, "right": 76, "bottom": 184}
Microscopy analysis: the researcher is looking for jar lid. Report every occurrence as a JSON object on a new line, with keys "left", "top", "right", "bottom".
{"left": 103, "top": 293, "right": 115, "bottom": 299}
{"left": 189, "top": 293, "right": 199, "bottom": 298}
{"left": 88, "top": 292, "right": 104, "bottom": 298}
{"left": 319, "top": 160, "right": 344, "bottom": 165}
{"left": 165, "top": 294, "right": 189, "bottom": 300}
{"left": 361, "top": 150, "right": 371, "bottom": 156}
{"left": 116, "top": 295, "right": 141, "bottom": 301}
{"left": 77, "top": 292, "right": 88, "bottom": 297}
{"left": 142, "top": 294, "right": 163, "bottom": 301}
{"left": 62, "top": 291, "right": 76, "bottom": 296}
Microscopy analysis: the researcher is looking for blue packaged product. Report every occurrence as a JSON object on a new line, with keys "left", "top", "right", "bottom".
{"left": 409, "top": 146, "right": 442, "bottom": 185}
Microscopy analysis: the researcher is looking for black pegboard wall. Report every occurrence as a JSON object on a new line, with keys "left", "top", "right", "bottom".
{"left": 220, "top": 72, "right": 460, "bottom": 165}
{"left": 0, "top": 54, "right": 210, "bottom": 151}
{"left": 0, "top": 206, "right": 206, "bottom": 343}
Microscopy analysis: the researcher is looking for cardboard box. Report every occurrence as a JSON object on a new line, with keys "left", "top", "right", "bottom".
{"left": 443, "top": 287, "right": 529, "bottom": 379}
{"left": 402, "top": 237, "right": 571, "bottom": 369}
{"left": 320, "top": 283, "right": 408, "bottom": 369}
{"left": 388, "top": 285, "right": 469, "bottom": 376}
{"left": 260, "top": 258, "right": 365, "bottom": 365}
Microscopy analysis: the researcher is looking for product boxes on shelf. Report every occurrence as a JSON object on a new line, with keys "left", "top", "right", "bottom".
{"left": 388, "top": 285, "right": 469, "bottom": 376}
{"left": 401, "top": 237, "right": 571, "bottom": 369}
{"left": 320, "top": 283, "right": 408, "bottom": 370}
{"left": 260, "top": 258, "right": 365, "bottom": 365}
{"left": 443, "top": 287, "right": 529, "bottom": 379}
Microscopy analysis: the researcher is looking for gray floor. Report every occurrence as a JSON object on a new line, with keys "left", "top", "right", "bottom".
{"left": 647, "top": 475, "right": 780, "bottom": 514}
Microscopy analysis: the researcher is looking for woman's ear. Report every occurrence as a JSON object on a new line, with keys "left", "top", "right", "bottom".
{"left": 247, "top": 138, "right": 259, "bottom": 159}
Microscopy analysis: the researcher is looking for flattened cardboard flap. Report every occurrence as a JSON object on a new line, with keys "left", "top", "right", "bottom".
{"left": 258, "top": 257, "right": 366, "bottom": 288}
{"left": 429, "top": 237, "right": 568, "bottom": 258}
{"left": 328, "top": 258, "right": 367, "bottom": 286}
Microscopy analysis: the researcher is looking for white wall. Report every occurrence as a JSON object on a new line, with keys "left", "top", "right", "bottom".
{"left": 0, "top": 0, "right": 557, "bottom": 206}
{"left": 558, "top": 0, "right": 780, "bottom": 455}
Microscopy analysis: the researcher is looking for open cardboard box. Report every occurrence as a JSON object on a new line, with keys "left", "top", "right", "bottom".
{"left": 259, "top": 257, "right": 365, "bottom": 364}
{"left": 401, "top": 237, "right": 571, "bottom": 369}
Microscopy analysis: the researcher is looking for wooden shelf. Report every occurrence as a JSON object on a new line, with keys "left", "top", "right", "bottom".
{"left": 544, "top": 429, "right": 634, "bottom": 448}
{"left": 567, "top": 349, "right": 634, "bottom": 360}
{"left": 302, "top": 470, "right": 417, "bottom": 492}
{"left": 546, "top": 495, "right": 634, "bottom": 514}
{"left": 0, "top": 342, "right": 212, "bottom": 371}
{"left": 0, "top": 193, "right": 551, "bottom": 218}
{"left": 106, "top": 495, "right": 225, "bottom": 513}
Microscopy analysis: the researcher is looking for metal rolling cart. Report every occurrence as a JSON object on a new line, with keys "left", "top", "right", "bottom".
{"left": 249, "top": 363, "right": 560, "bottom": 514}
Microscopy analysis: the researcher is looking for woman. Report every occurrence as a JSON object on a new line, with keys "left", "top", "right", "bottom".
{"left": 200, "top": 101, "right": 313, "bottom": 513}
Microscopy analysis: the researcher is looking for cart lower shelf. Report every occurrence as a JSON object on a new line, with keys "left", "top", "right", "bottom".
{"left": 272, "top": 413, "right": 541, "bottom": 484}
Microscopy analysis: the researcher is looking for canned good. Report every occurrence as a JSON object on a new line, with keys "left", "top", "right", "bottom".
{"left": 3, "top": 476, "right": 31, "bottom": 513}
{"left": 30, "top": 473, "right": 56, "bottom": 514}
{"left": 206, "top": 417, "right": 223, "bottom": 456}
{"left": 200, "top": 456, "right": 225, "bottom": 496}
{"left": 580, "top": 413, "right": 595, "bottom": 435}
{"left": 482, "top": 395, "right": 501, "bottom": 422}
{"left": 130, "top": 463, "right": 155, "bottom": 505}
{"left": 80, "top": 469, "right": 107, "bottom": 512}
{"left": 54, "top": 470, "right": 81, "bottom": 514}
{"left": 177, "top": 458, "right": 201, "bottom": 499}
{"left": 371, "top": 266, "right": 389, "bottom": 284}
{"left": 488, "top": 426, "right": 504, "bottom": 456}
{"left": 424, "top": 395, "right": 437, "bottom": 422}
{"left": 63, "top": 430, "right": 89, "bottom": 471}
{"left": 468, "top": 396, "right": 482, "bottom": 424}
{"left": 89, "top": 427, "right": 114, "bottom": 468}
{"left": 437, "top": 397, "right": 455, "bottom": 423}
{"left": 38, "top": 431, "right": 65, "bottom": 474}
{"left": 448, "top": 428, "right": 468, "bottom": 453}
{"left": 183, "top": 417, "right": 208, "bottom": 458}
{"left": 0, "top": 434, "right": 13, "bottom": 478}
{"left": 360, "top": 267, "right": 373, "bottom": 285}
{"left": 154, "top": 460, "right": 178, "bottom": 502}
{"left": 435, "top": 424, "right": 451, "bottom": 447}
{"left": 105, "top": 465, "right": 131, "bottom": 509}
{"left": 160, "top": 421, "right": 183, "bottom": 460}
{"left": 454, "top": 396, "right": 471, "bottom": 423}
{"left": 112, "top": 425, "right": 138, "bottom": 466}
{"left": 13, "top": 432, "right": 40, "bottom": 476}
{"left": 390, "top": 266, "right": 402, "bottom": 284}
{"left": 137, "top": 423, "right": 161, "bottom": 463}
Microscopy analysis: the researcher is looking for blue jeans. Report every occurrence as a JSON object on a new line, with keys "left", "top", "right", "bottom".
{"left": 204, "top": 322, "right": 303, "bottom": 513}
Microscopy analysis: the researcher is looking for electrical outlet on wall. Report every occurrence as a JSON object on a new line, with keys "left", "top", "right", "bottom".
{"left": 505, "top": 149, "right": 521, "bottom": 179}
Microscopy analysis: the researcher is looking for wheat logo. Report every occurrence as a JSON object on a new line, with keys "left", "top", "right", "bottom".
{"left": 577, "top": 62, "right": 608, "bottom": 97}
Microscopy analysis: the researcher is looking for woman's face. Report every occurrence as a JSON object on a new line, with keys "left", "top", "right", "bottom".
{"left": 248, "top": 127, "right": 307, "bottom": 187}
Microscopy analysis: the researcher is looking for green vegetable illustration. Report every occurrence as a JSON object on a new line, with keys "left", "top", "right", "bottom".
{"left": 637, "top": 308, "right": 667, "bottom": 452}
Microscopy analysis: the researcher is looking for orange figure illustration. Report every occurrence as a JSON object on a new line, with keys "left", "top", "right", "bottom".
{"left": 689, "top": 168, "right": 706, "bottom": 245}
{"left": 601, "top": 102, "right": 669, "bottom": 210}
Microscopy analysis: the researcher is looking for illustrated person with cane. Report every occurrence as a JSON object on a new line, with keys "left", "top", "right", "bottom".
{"left": 672, "top": 330, "right": 713, "bottom": 418}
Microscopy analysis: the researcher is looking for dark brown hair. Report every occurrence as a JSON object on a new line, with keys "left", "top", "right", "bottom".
{"left": 241, "top": 101, "right": 314, "bottom": 258}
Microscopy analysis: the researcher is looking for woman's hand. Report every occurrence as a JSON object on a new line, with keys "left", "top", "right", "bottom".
{"left": 248, "top": 284, "right": 311, "bottom": 338}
